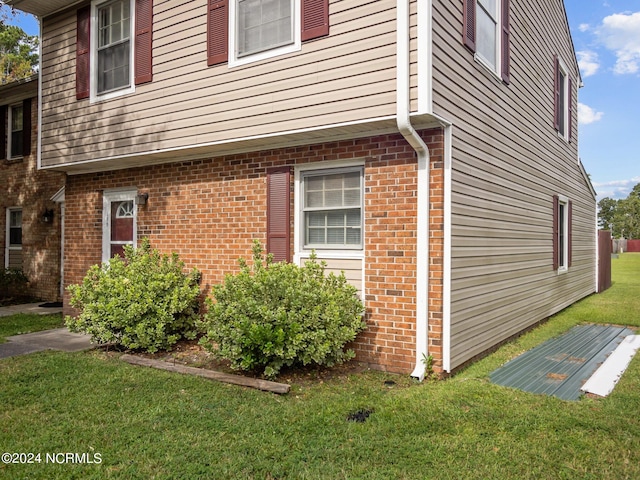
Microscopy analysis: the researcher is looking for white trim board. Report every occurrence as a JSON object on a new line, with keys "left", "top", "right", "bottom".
{"left": 581, "top": 335, "right": 640, "bottom": 397}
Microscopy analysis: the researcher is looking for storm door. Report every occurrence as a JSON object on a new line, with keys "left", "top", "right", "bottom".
{"left": 102, "top": 190, "right": 137, "bottom": 262}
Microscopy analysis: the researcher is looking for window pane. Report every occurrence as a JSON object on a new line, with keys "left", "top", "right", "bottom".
{"left": 559, "top": 203, "right": 565, "bottom": 267}
{"left": 9, "top": 227, "right": 22, "bottom": 246}
{"left": 97, "top": 0, "right": 131, "bottom": 94}
{"left": 327, "top": 211, "right": 344, "bottom": 227}
{"left": 307, "top": 228, "right": 325, "bottom": 244}
{"left": 237, "top": 0, "right": 292, "bottom": 56}
{"left": 478, "top": 0, "right": 497, "bottom": 18}
{"left": 346, "top": 228, "right": 361, "bottom": 245}
{"left": 345, "top": 209, "right": 361, "bottom": 227}
{"left": 302, "top": 169, "right": 363, "bottom": 248}
{"left": 98, "top": 41, "right": 130, "bottom": 93}
{"left": 327, "top": 228, "right": 344, "bottom": 244}
{"left": 10, "top": 210, "right": 22, "bottom": 227}
{"left": 9, "top": 210, "right": 22, "bottom": 246}
{"left": 476, "top": 5, "right": 497, "bottom": 68}
{"left": 307, "top": 212, "right": 326, "bottom": 227}
{"left": 11, "top": 132, "right": 23, "bottom": 157}
{"left": 11, "top": 106, "right": 23, "bottom": 131}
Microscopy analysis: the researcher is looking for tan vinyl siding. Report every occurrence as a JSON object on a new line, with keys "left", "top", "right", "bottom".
{"left": 432, "top": 0, "right": 595, "bottom": 370}
{"left": 308, "top": 256, "right": 363, "bottom": 296}
{"left": 7, "top": 250, "right": 22, "bottom": 269}
{"left": 40, "top": 0, "right": 399, "bottom": 168}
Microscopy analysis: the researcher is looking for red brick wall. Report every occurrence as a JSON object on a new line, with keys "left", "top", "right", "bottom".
{"left": 64, "top": 129, "right": 445, "bottom": 373}
{"left": 0, "top": 97, "right": 66, "bottom": 301}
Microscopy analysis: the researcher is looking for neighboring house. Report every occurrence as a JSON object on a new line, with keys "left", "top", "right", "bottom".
{"left": 0, "top": 74, "right": 66, "bottom": 301}
{"left": 9, "top": 0, "right": 597, "bottom": 377}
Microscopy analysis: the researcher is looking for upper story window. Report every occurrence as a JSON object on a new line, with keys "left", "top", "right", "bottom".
{"left": 97, "top": 0, "right": 131, "bottom": 95}
{"left": 554, "top": 56, "right": 573, "bottom": 142}
{"left": 463, "top": 0, "right": 510, "bottom": 83}
{"left": 76, "top": 0, "right": 153, "bottom": 102}
{"left": 207, "top": 0, "right": 329, "bottom": 67}
{"left": 9, "top": 105, "right": 24, "bottom": 159}
{"left": 237, "top": 0, "right": 293, "bottom": 58}
{"left": 301, "top": 168, "right": 363, "bottom": 249}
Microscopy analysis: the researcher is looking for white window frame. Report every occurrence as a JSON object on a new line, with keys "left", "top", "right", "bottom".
{"left": 90, "top": 0, "right": 135, "bottom": 103}
{"left": 102, "top": 188, "right": 137, "bottom": 263}
{"left": 8, "top": 104, "right": 24, "bottom": 160}
{"left": 474, "top": 0, "right": 501, "bottom": 78}
{"left": 557, "top": 194, "right": 569, "bottom": 274}
{"left": 556, "top": 57, "right": 570, "bottom": 141}
{"left": 5, "top": 207, "right": 23, "bottom": 269}
{"left": 228, "top": 0, "right": 301, "bottom": 67}
{"left": 295, "top": 160, "right": 365, "bottom": 256}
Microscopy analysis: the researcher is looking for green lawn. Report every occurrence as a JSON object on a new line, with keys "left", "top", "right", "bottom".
{"left": 0, "top": 313, "right": 64, "bottom": 343}
{"left": 1, "top": 256, "right": 639, "bottom": 479}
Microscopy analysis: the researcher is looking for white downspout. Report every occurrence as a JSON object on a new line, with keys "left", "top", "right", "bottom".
{"left": 37, "top": 16, "right": 43, "bottom": 171}
{"left": 397, "top": 0, "right": 430, "bottom": 380}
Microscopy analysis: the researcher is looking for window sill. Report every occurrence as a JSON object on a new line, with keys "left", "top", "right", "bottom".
{"left": 90, "top": 85, "right": 135, "bottom": 104}
{"left": 557, "top": 267, "right": 569, "bottom": 275}
{"left": 474, "top": 53, "right": 503, "bottom": 84}
{"left": 5, "top": 156, "right": 24, "bottom": 164}
{"left": 228, "top": 42, "right": 301, "bottom": 68}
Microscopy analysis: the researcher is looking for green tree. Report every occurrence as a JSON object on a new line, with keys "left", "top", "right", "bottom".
{"left": 0, "top": 9, "right": 38, "bottom": 84}
{"left": 597, "top": 197, "right": 618, "bottom": 231}
{"left": 599, "top": 183, "right": 640, "bottom": 239}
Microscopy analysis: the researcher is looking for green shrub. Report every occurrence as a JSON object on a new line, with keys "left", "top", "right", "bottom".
{"left": 65, "top": 238, "right": 201, "bottom": 353}
{"left": 0, "top": 268, "right": 29, "bottom": 301}
{"left": 200, "top": 241, "right": 366, "bottom": 378}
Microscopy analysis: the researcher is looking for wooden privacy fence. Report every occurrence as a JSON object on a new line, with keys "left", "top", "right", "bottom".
{"left": 598, "top": 230, "right": 612, "bottom": 293}
{"left": 627, "top": 240, "right": 640, "bottom": 252}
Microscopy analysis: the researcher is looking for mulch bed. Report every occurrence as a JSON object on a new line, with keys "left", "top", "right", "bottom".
{"left": 100, "top": 338, "right": 372, "bottom": 387}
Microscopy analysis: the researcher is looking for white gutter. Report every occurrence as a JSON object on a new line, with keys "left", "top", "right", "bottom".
{"left": 36, "top": 16, "right": 43, "bottom": 171}
{"left": 397, "top": 0, "right": 431, "bottom": 381}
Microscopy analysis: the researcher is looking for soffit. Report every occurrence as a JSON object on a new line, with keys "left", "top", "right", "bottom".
{"left": 5, "top": 0, "right": 82, "bottom": 18}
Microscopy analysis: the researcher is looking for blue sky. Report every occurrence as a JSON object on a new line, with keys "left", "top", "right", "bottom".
{"left": 3, "top": 1, "right": 639, "bottom": 200}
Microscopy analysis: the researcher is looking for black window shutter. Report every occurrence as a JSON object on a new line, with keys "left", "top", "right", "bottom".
{"left": 22, "top": 98, "right": 31, "bottom": 157}
{"left": 552, "top": 195, "right": 559, "bottom": 270}
{"left": 267, "top": 167, "right": 291, "bottom": 263}
{"left": 207, "top": 0, "right": 228, "bottom": 66}
{"left": 76, "top": 6, "right": 91, "bottom": 100}
{"left": 302, "top": 0, "right": 329, "bottom": 41}
{"left": 501, "top": 0, "right": 510, "bottom": 83}
{"left": 463, "top": 0, "right": 476, "bottom": 52}
{"left": 0, "top": 106, "right": 6, "bottom": 160}
{"left": 135, "top": 0, "right": 153, "bottom": 84}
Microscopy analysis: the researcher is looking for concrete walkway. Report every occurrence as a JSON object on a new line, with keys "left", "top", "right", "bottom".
{"left": 0, "top": 302, "right": 63, "bottom": 317}
{"left": 0, "top": 302, "right": 93, "bottom": 359}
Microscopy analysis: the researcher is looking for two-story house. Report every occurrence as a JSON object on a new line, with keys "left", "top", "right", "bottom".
{"left": 8, "top": 0, "right": 597, "bottom": 377}
{"left": 1, "top": 74, "right": 66, "bottom": 302}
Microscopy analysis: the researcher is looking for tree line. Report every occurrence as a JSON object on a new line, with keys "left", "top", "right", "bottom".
{"left": 1, "top": 5, "right": 38, "bottom": 84}
{"left": 598, "top": 183, "right": 640, "bottom": 239}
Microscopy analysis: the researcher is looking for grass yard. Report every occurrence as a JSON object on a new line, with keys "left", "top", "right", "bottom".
{"left": 0, "top": 313, "right": 64, "bottom": 343}
{"left": 1, "top": 255, "right": 639, "bottom": 479}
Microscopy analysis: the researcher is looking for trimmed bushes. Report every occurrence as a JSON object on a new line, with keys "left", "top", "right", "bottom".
{"left": 199, "top": 241, "right": 366, "bottom": 378}
{"left": 0, "top": 268, "right": 29, "bottom": 303}
{"left": 65, "top": 239, "right": 201, "bottom": 353}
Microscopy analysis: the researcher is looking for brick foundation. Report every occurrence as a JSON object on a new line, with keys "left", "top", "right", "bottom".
{"left": 63, "top": 129, "right": 445, "bottom": 373}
